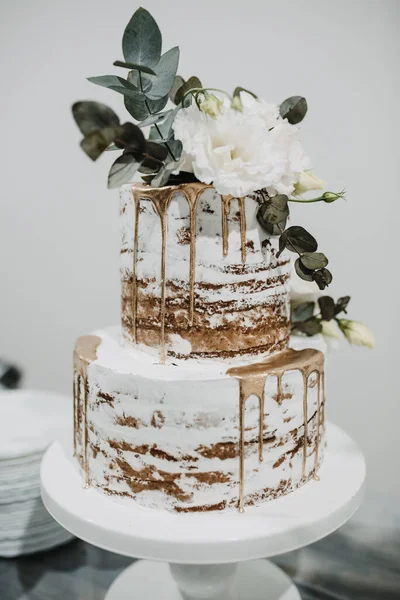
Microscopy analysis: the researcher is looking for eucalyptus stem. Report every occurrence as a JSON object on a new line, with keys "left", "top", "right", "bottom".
{"left": 139, "top": 71, "right": 176, "bottom": 162}
{"left": 288, "top": 197, "right": 326, "bottom": 203}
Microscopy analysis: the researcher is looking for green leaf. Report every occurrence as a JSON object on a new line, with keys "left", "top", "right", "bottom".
{"left": 127, "top": 69, "right": 152, "bottom": 92}
{"left": 318, "top": 296, "right": 336, "bottom": 321}
{"left": 72, "top": 101, "right": 119, "bottom": 135}
{"left": 122, "top": 7, "right": 162, "bottom": 68}
{"left": 174, "top": 76, "right": 202, "bottom": 105}
{"left": 277, "top": 226, "right": 318, "bottom": 258}
{"left": 335, "top": 295, "right": 351, "bottom": 315}
{"left": 114, "top": 122, "right": 146, "bottom": 154}
{"left": 80, "top": 126, "right": 124, "bottom": 161}
{"left": 108, "top": 152, "right": 142, "bottom": 189}
{"left": 113, "top": 60, "right": 156, "bottom": 75}
{"left": 280, "top": 96, "right": 308, "bottom": 125}
{"left": 169, "top": 75, "right": 185, "bottom": 104}
{"left": 293, "top": 317, "right": 322, "bottom": 336}
{"left": 88, "top": 75, "right": 140, "bottom": 97}
{"left": 145, "top": 140, "right": 168, "bottom": 162}
{"left": 124, "top": 93, "right": 168, "bottom": 121}
{"left": 233, "top": 86, "right": 258, "bottom": 99}
{"left": 294, "top": 257, "right": 314, "bottom": 282}
{"left": 257, "top": 195, "right": 289, "bottom": 232}
{"left": 146, "top": 47, "right": 180, "bottom": 100}
{"left": 292, "top": 302, "right": 315, "bottom": 323}
{"left": 138, "top": 110, "right": 173, "bottom": 128}
{"left": 313, "top": 268, "right": 333, "bottom": 290}
{"left": 300, "top": 252, "right": 329, "bottom": 270}
{"left": 151, "top": 163, "right": 175, "bottom": 187}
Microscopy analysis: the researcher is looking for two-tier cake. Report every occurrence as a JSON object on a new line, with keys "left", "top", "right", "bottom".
{"left": 73, "top": 184, "right": 325, "bottom": 512}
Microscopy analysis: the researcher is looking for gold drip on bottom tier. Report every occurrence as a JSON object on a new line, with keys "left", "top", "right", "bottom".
{"left": 73, "top": 335, "right": 101, "bottom": 488}
{"left": 130, "top": 184, "right": 249, "bottom": 364}
{"left": 228, "top": 347, "right": 325, "bottom": 512}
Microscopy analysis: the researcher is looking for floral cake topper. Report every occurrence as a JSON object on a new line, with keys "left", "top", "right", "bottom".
{"left": 71, "top": 7, "right": 373, "bottom": 348}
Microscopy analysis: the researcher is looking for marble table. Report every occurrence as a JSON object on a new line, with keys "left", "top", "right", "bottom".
{"left": 0, "top": 509, "right": 399, "bottom": 600}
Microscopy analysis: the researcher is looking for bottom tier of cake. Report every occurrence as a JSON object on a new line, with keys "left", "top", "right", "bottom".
{"left": 73, "top": 328, "right": 326, "bottom": 512}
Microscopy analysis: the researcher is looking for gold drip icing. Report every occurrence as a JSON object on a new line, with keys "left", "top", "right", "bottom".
{"left": 238, "top": 197, "right": 247, "bottom": 263}
{"left": 227, "top": 348, "right": 324, "bottom": 512}
{"left": 131, "top": 183, "right": 211, "bottom": 362}
{"left": 73, "top": 335, "right": 101, "bottom": 488}
{"left": 131, "top": 194, "right": 140, "bottom": 342}
{"left": 221, "top": 195, "right": 231, "bottom": 257}
{"left": 313, "top": 370, "right": 324, "bottom": 480}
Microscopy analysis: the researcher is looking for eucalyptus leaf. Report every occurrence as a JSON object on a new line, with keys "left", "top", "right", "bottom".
{"left": 114, "top": 122, "right": 146, "bottom": 155}
{"left": 277, "top": 226, "right": 318, "bottom": 258}
{"left": 151, "top": 162, "right": 179, "bottom": 187}
{"left": 318, "top": 296, "right": 336, "bottom": 321}
{"left": 124, "top": 92, "right": 168, "bottom": 121}
{"left": 300, "top": 252, "right": 329, "bottom": 271}
{"left": 88, "top": 75, "right": 141, "bottom": 98}
{"left": 113, "top": 60, "right": 156, "bottom": 75}
{"left": 80, "top": 126, "right": 124, "bottom": 161}
{"left": 145, "top": 141, "right": 168, "bottom": 162}
{"left": 293, "top": 317, "right": 322, "bottom": 336}
{"left": 292, "top": 302, "right": 315, "bottom": 323}
{"left": 169, "top": 75, "right": 185, "bottom": 104}
{"left": 138, "top": 110, "right": 173, "bottom": 128}
{"left": 128, "top": 69, "right": 152, "bottom": 92}
{"left": 294, "top": 257, "right": 314, "bottom": 282}
{"left": 122, "top": 7, "right": 162, "bottom": 68}
{"left": 72, "top": 101, "right": 119, "bottom": 135}
{"left": 174, "top": 76, "right": 202, "bottom": 105}
{"left": 280, "top": 96, "right": 308, "bottom": 125}
{"left": 145, "top": 47, "right": 180, "bottom": 100}
{"left": 108, "top": 152, "right": 142, "bottom": 189}
{"left": 335, "top": 296, "right": 351, "bottom": 315}
{"left": 105, "top": 144, "right": 120, "bottom": 151}
{"left": 257, "top": 195, "right": 289, "bottom": 230}
{"left": 313, "top": 268, "right": 333, "bottom": 290}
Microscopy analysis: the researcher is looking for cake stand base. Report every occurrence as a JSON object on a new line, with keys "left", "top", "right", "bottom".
{"left": 106, "top": 559, "right": 300, "bottom": 600}
{"left": 41, "top": 423, "right": 365, "bottom": 600}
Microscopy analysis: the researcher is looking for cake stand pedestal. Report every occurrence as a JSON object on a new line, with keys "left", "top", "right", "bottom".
{"left": 40, "top": 423, "right": 365, "bottom": 600}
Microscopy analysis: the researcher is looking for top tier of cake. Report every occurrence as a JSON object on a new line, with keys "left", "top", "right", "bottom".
{"left": 120, "top": 183, "right": 291, "bottom": 361}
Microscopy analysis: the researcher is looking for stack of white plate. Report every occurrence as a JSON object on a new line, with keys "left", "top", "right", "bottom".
{"left": 0, "top": 389, "right": 74, "bottom": 556}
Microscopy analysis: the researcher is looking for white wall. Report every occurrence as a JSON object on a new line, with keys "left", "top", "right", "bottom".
{"left": 1, "top": 0, "right": 399, "bottom": 515}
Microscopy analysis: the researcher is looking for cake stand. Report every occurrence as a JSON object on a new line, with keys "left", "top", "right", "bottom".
{"left": 40, "top": 423, "right": 365, "bottom": 600}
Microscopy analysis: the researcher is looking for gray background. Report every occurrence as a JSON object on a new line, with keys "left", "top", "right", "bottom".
{"left": 1, "top": 0, "right": 399, "bottom": 522}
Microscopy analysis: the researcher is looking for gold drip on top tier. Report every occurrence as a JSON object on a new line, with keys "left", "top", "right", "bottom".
{"left": 227, "top": 347, "right": 325, "bottom": 513}
{"left": 130, "top": 184, "right": 250, "bottom": 364}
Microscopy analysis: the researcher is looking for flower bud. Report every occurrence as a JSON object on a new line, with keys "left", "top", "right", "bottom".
{"left": 323, "top": 192, "right": 343, "bottom": 203}
{"left": 338, "top": 319, "right": 375, "bottom": 349}
{"left": 231, "top": 96, "right": 243, "bottom": 112}
{"left": 199, "top": 94, "right": 223, "bottom": 119}
{"left": 321, "top": 320, "right": 340, "bottom": 340}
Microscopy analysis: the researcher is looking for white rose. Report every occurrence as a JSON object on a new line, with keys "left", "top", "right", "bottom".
{"left": 339, "top": 320, "right": 375, "bottom": 349}
{"left": 294, "top": 171, "right": 325, "bottom": 196}
{"left": 172, "top": 95, "right": 311, "bottom": 198}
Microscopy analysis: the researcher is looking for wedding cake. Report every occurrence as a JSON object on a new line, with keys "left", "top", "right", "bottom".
{"left": 71, "top": 8, "right": 373, "bottom": 513}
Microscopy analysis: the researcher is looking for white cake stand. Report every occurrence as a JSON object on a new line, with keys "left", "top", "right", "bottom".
{"left": 40, "top": 423, "right": 365, "bottom": 600}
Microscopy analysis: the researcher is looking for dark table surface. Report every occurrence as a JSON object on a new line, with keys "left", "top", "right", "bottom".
{"left": 1, "top": 510, "right": 399, "bottom": 600}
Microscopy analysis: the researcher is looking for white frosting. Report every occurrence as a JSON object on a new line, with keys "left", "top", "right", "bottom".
{"left": 76, "top": 327, "right": 326, "bottom": 511}
{"left": 120, "top": 185, "right": 291, "bottom": 357}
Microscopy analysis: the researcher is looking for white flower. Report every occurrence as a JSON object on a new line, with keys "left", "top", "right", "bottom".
{"left": 172, "top": 93, "right": 311, "bottom": 197}
{"left": 199, "top": 94, "right": 223, "bottom": 118}
{"left": 339, "top": 320, "right": 375, "bottom": 349}
{"left": 294, "top": 171, "right": 325, "bottom": 196}
{"left": 321, "top": 320, "right": 341, "bottom": 339}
